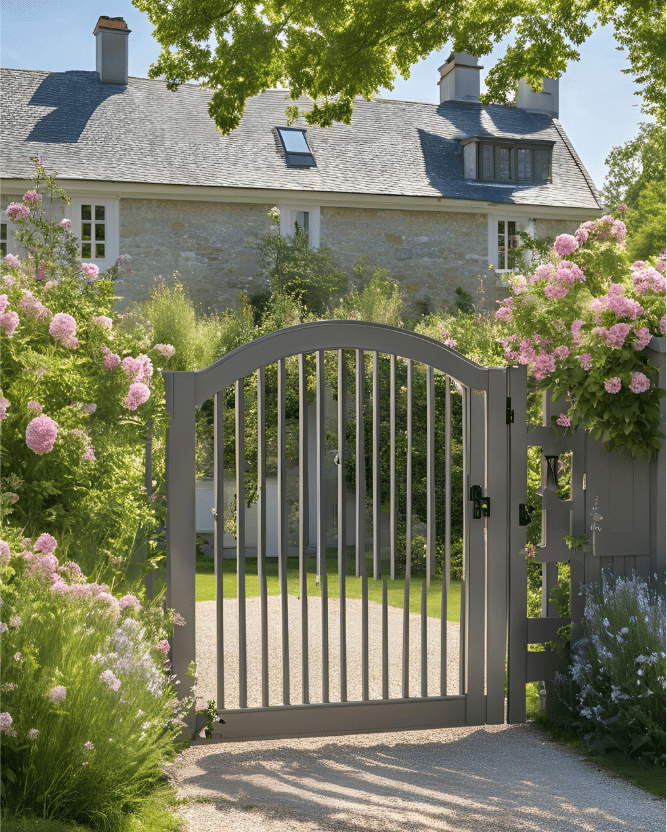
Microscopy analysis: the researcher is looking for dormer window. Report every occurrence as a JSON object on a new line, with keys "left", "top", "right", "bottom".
{"left": 462, "top": 139, "right": 553, "bottom": 183}
{"left": 277, "top": 127, "right": 316, "bottom": 167}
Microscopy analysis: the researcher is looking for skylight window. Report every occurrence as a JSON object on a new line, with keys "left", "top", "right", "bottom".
{"left": 277, "top": 127, "right": 316, "bottom": 167}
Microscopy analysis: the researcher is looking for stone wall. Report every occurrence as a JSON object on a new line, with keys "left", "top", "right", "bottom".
{"left": 321, "top": 206, "right": 489, "bottom": 312}
{"left": 117, "top": 198, "right": 275, "bottom": 311}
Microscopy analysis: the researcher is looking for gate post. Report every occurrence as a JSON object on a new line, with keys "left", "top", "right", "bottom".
{"left": 163, "top": 370, "right": 197, "bottom": 732}
{"left": 507, "top": 364, "right": 528, "bottom": 723}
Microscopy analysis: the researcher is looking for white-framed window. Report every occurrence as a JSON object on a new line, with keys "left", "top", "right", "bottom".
{"left": 488, "top": 216, "right": 535, "bottom": 275}
{"left": 279, "top": 204, "right": 320, "bottom": 249}
{"left": 66, "top": 197, "right": 119, "bottom": 272}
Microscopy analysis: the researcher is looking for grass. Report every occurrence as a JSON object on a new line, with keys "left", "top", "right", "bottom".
{"left": 526, "top": 684, "right": 666, "bottom": 799}
{"left": 190, "top": 547, "right": 462, "bottom": 622}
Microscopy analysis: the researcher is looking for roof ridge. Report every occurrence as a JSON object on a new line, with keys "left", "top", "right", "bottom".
{"left": 551, "top": 118, "right": 605, "bottom": 210}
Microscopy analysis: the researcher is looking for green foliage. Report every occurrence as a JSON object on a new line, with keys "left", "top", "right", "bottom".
{"left": 133, "top": 0, "right": 665, "bottom": 132}
{"left": 259, "top": 223, "right": 348, "bottom": 315}
{"left": 602, "top": 123, "right": 666, "bottom": 261}
{"left": 0, "top": 539, "right": 186, "bottom": 830}
{"left": 333, "top": 261, "right": 405, "bottom": 326}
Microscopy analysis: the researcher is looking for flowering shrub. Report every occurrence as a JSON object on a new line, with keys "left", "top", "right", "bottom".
{"left": 495, "top": 211, "right": 665, "bottom": 458}
{"left": 567, "top": 572, "right": 665, "bottom": 765}
{"left": 0, "top": 163, "right": 171, "bottom": 573}
{"left": 0, "top": 534, "right": 188, "bottom": 827}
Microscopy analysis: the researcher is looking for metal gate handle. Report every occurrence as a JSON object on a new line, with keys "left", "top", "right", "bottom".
{"left": 470, "top": 484, "right": 490, "bottom": 519}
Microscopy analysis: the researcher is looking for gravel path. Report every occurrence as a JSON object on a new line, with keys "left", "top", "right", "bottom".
{"left": 168, "top": 598, "right": 665, "bottom": 832}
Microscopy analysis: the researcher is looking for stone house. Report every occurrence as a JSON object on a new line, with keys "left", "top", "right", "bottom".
{"left": 1, "top": 15, "right": 604, "bottom": 313}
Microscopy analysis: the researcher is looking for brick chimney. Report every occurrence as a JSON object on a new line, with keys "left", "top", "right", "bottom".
{"left": 516, "top": 77, "right": 559, "bottom": 119}
{"left": 438, "top": 52, "right": 482, "bottom": 104}
{"left": 94, "top": 16, "right": 131, "bottom": 85}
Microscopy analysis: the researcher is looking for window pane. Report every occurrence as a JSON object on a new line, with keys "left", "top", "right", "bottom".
{"left": 95, "top": 205, "right": 105, "bottom": 221}
{"left": 1, "top": 223, "right": 7, "bottom": 241}
{"left": 0, "top": 243, "right": 6, "bottom": 256}
{"left": 498, "top": 220, "right": 506, "bottom": 269}
{"left": 82, "top": 242, "right": 92, "bottom": 258}
{"left": 508, "top": 222, "right": 519, "bottom": 270}
{"left": 81, "top": 204, "right": 92, "bottom": 221}
{"left": 95, "top": 223, "right": 105, "bottom": 241}
{"left": 496, "top": 147, "right": 511, "bottom": 181}
{"left": 482, "top": 145, "right": 493, "bottom": 180}
{"left": 278, "top": 128, "right": 310, "bottom": 153}
{"left": 517, "top": 149, "right": 532, "bottom": 180}
{"left": 535, "top": 149, "right": 550, "bottom": 181}
{"left": 82, "top": 222, "right": 91, "bottom": 241}
{"left": 95, "top": 243, "right": 105, "bottom": 259}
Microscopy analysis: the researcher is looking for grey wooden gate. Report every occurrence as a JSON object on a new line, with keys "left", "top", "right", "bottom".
{"left": 163, "top": 321, "right": 528, "bottom": 740}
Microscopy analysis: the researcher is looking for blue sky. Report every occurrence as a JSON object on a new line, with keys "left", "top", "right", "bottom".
{"left": 2, "top": 0, "right": 643, "bottom": 191}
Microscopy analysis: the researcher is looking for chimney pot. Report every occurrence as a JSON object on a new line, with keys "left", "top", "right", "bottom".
{"left": 94, "top": 16, "right": 131, "bottom": 85}
{"left": 516, "top": 77, "right": 559, "bottom": 120}
{"left": 438, "top": 52, "right": 482, "bottom": 104}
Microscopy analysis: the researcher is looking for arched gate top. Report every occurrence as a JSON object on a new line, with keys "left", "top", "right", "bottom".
{"left": 163, "top": 320, "right": 491, "bottom": 406}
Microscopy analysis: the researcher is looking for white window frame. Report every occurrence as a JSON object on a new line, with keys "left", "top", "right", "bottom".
{"left": 65, "top": 197, "right": 120, "bottom": 272}
{"left": 488, "top": 215, "right": 535, "bottom": 280}
{"left": 279, "top": 204, "right": 320, "bottom": 250}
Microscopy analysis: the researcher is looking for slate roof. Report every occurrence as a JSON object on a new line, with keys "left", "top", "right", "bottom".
{"left": 1, "top": 68, "right": 603, "bottom": 210}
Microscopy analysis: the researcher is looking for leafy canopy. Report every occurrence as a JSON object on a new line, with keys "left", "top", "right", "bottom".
{"left": 133, "top": 0, "right": 666, "bottom": 132}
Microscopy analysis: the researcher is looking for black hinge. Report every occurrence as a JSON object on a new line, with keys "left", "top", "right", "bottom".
{"left": 519, "top": 503, "right": 534, "bottom": 526}
{"left": 506, "top": 397, "right": 514, "bottom": 425}
{"left": 470, "top": 485, "right": 491, "bottom": 519}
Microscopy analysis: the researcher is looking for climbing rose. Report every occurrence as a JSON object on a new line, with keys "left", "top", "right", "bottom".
{"left": 556, "top": 413, "right": 571, "bottom": 427}
{"left": 629, "top": 372, "right": 650, "bottom": 394}
{"left": 34, "top": 533, "right": 57, "bottom": 554}
{"left": 604, "top": 377, "right": 622, "bottom": 394}
{"left": 5, "top": 203, "right": 30, "bottom": 220}
{"left": 26, "top": 414, "right": 58, "bottom": 454}
{"left": 125, "top": 382, "right": 150, "bottom": 411}
{"left": 49, "top": 313, "right": 79, "bottom": 348}
{"left": 553, "top": 235, "right": 578, "bottom": 257}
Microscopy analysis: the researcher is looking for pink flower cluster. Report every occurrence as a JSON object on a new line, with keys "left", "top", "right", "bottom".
{"left": 495, "top": 297, "right": 514, "bottom": 322}
{"left": 26, "top": 414, "right": 58, "bottom": 454}
{"left": 633, "top": 326, "right": 652, "bottom": 351}
{"left": 125, "top": 382, "right": 151, "bottom": 411}
{"left": 556, "top": 413, "right": 571, "bottom": 427}
{"left": 49, "top": 312, "right": 79, "bottom": 348}
{"left": 22, "top": 190, "right": 42, "bottom": 205}
{"left": 153, "top": 343, "right": 176, "bottom": 359}
{"left": 0, "top": 540, "right": 10, "bottom": 564}
{"left": 578, "top": 353, "right": 593, "bottom": 370}
{"left": 47, "top": 686, "right": 67, "bottom": 703}
{"left": 81, "top": 263, "right": 99, "bottom": 282}
{"left": 0, "top": 303, "right": 19, "bottom": 336}
{"left": 553, "top": 234, "right": 578, "bottom": 257}
{"left": 0, "top": 397, "right": 10, "bottom": 421}
{"left": 606, "top": 284, "right": 643, "bottom": 320}
{"left": 629, "top": 372, "right": 650, "bottom": 394}
{"left": 532, "top": 352, "right": 556, "bottom": 382}
{"left": 438, "top": 328, "right": 457, "bottom": 348}
{"left": 4, "top": 254, "right": 20, "bottom": 269}
{"left": 122, "top": 354, "right": 153, "bottom": 385}
{"left": 19, "top": 291, "right": 50, "bottom": 321}
{"left": 102, "top": 345, "right": 121, "bottom": 370}
{"left": 631, "top": 264, "right": 666, "bottom": 295}
{"left": 5, "top": 203, "right": 30, "bottom": 220}
{"left": 604, "top": 377, "right": 622, "bottom": 394}
{"left": 0, "top": 712, "right": 16, "bottom": 737}
{"left": 70, "top": 428, "right": 96, "bottom": 462}
{"left": 35, "top": 533, "right": 57, "bottom": 554}
{"left": 92, "top": 315, "right": 113, "bottom": 329}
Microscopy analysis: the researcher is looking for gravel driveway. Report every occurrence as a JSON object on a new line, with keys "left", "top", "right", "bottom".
{"left": 168, "top": 598, "right": 665, "bottom": 832}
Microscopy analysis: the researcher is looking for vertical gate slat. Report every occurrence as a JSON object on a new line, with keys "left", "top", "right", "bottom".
{"left": 277, "top": 359, "right": 290, "bottom": 705}
{"left": 390, "top": 354, "right": 397, "bottom": 581}
{"left": 426, "top": 366, "right": 435, "bottom": 588}
{"left": 421, "top": 583, "right": 428, "bottom": 697}
{"left": 486, "top": 368, "right": 510, "bottom": 725}
{"left": 465, "top": 387, "right": 487, "bottom": 725}
{"left": 406, "top": 360, "right": 413, "bottom": 579}
{"left": 355, "top": 350, "right": 365, "bottom": 579}
{"left": 361, "top": 573, "right": 369, "bottom": 701}
{"left": 337, "top": 350, "right": 348, "bottom": 702}
{"left": 373, "top": 351, "right": 381, "bottom": 581}
{"left": 382, "top": 577, "right": 389, "bottom": 700}
{"left": 507, "top": 366, "right": 529, "bottom": 724}
{"left": 441, "top": 376, "right": 451, "bottom": 696}
{"left": 144, "top": 420, "right": 154, "bottom": 600}
{"left": 257, "top": 367, "right": 269, "bottom": 707}
{"left": 214, "top": 391, "right": 225, "bottom": 710}
{"left": 298, "top": 354, "right": 310, "bottom": 704}
{"left": 316, "top": 350, "right": 329, "bottom": 703}
{"left": 235, "top": 379, "right": 247, "bottom": 710}
{"left": 459, "top": 387, "right": 468, "bottom": 697}
{"left": 402, "top": 574, "right": 410, "bottom": 698}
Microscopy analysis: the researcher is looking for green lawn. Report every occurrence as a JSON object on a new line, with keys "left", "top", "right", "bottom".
{"left": 192, "top": 548, "right": 462, "bottom": 622}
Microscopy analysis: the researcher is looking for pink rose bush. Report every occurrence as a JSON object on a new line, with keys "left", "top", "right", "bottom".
{"left": 496, "top": 209, "right": 665, "bottom": 458}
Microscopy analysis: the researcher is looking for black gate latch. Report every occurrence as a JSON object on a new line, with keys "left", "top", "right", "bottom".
{"left": 519, "top": 503, "right": 534, "bottom": 526}
{"left": 470, "top": 485, "right": 490, "bottom": 519}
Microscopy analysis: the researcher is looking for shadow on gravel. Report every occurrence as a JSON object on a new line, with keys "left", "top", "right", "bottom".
{"left": 174, "top": 724, "right": 664, "bottom": 832}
